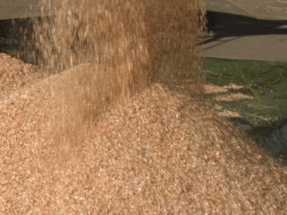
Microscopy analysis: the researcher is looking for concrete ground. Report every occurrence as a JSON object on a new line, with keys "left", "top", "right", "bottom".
{"left": 203, "top": 0, "right": 287, "bottom": 62}
{"left": 0, "top": 0, "right": 42, "bottom": 20}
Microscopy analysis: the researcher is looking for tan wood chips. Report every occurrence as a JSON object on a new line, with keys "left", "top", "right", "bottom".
{"left": 1, "top": 0, "right": 287, "bottom": 214}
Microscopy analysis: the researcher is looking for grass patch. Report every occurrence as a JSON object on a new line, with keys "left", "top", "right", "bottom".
{"left": 203, "top": 57, "right": 287, "bottom": 130}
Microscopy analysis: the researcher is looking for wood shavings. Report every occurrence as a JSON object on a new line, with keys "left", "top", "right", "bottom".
{"left": 1, "top": 0, "right": 286, "bottom": 214}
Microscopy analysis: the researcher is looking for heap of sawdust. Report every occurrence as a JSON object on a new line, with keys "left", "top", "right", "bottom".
{"left": 2, "top": 0, "right": 287, "bottom": 213}
{"left": 1, "top": 83, "right": 287, "bottom": 214}
{"left": 0, "top": 53, "right": 44, "bottom": 97}
{"left": 0, "top": 63, "right": 126, "bottom": 144}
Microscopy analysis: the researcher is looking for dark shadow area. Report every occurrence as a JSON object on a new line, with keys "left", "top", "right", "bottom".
{"left": 229, "top": 115, "right": 287, "bottom": 164}
{"left": 0, "top": 18, "right": 34, "bottom": 39}
{"left": 0, "top": 18, "right": 38, "bottom": 63}
{"left": 201, "top": 10, "right": 287, "bottom": 46}
{"left": 254, "top": 120, "right": 287, "bottom": 164}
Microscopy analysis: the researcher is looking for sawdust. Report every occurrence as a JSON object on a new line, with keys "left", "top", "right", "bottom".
{"left": 0, "top": 53, "right": 44, "bottom": 98}
{"left": 205, "top": 84, "right": 245, "bottom": 94}
{"left": 1, "top": 83, "right": 287, "bottom": 214}
{"left": 214, "top": 93, "right": 254, "bottom": 101}
{"left": 1, "top": 0, "right": 287, "bottom": 213}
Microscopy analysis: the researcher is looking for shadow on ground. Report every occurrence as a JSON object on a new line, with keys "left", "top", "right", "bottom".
{"left": 201, "top": 10, "right": 287, "bottom": 47}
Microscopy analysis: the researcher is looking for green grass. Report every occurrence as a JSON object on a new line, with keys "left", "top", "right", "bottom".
{"left": 203, "top": 57, "right": 287, "bottom": 130}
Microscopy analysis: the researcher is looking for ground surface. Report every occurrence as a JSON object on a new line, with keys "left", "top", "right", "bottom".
{"left": 203, "top": 0, "right": 287, "bottom": 62}
{"left": 203, "top": 57, "right": 287, "bottom": 160}
{"left": 203, "top": 58, "right": 287, "bottom": 128}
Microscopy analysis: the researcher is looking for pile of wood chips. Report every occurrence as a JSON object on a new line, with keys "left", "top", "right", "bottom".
{"left": 0, "top": 53, "right": 44, "bottom": 98}
{"left": 0, "top": 56, "right": 287, "bottom": 214}
{"left": 1, "top": 0, "right": 287, "bottom": 213}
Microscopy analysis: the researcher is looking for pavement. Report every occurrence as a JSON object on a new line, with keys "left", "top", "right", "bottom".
{"left": 203, "top": 0, "right": 287, "bottom": 62}
{"left": 0, "top": 0, "right": 42, "bottom": 20}
{"left": 0, "top": 0, "right": 287, "bottom": 62}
